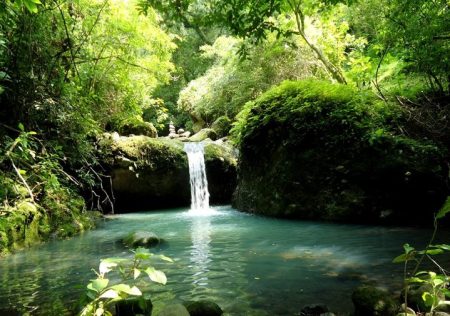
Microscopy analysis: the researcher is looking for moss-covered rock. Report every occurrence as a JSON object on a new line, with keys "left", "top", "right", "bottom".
{"left": 108, "top": 117, "right": 158, "bottom": 138}
{"left": 189, "top": 129, "right": 218, "bottom": 142}
{"left": 157, "top": 304, "right": 190, "bottom": 316}
{"left": 184, "top": 300, "right": 223, "bottom": 316}
{"left": 99, "top": 135, "right": 237, "bottom": 211}
{"left": 352, "top": 286, "right": 397, "bottom": 316}
{"left": 0, "top": 173, "right": 98, "bottom": 256}
{"left": 204, "top": 140, "right": 238, "bottom": 204}
{"left": 114, "top": 295, "right": 152, "bottom": 316}
{"left": 123, "top": 231, "right": 161, "bottom": 248}
{"left": 211, "top": 116, "right": 232, "bottom": 138}
{"left": 232, "top": 80, "right": 448, "bottom": 224}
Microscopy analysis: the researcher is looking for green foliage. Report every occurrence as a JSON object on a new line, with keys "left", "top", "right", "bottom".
{"left": 80, "top": 247, "right": 173, "bottom": 316}
{"left": 0, "top": 127, "right": 97, "bottom": 255}
{"left": 394, "top": 200, "right": 450, "bottom": 314}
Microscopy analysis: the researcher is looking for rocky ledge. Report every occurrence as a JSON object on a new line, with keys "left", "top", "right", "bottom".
{"left": 97, "top": 133, "right": 237, "bottom": 212}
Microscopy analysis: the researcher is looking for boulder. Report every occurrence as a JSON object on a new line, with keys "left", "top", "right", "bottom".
{"left": 98, "top": 135, "right": 237, "bottom": 212}
{"left": 115, "top": 295, "right": 152, "bottom": 316}
{"left": 119, "top": 120, "right": 157, "bottom": 138}
{"left": 156, "top": 304, "right": 190, "bottom": 316}
{"left": 352, "top": 285, "right": 398, "bottom": 316}
{"left": 122, "top": 231, "right": 161, "bottom": 248}
{"left": 232, "top": 80, "right": 448, "bottom": 224}
{"left": 189, "top": 129, "right": 218, "bottom": 142}
{"left": 204, "top": 141, "right": 238, "bottom": 205}
{"left": 300, "top": 304, "right": 329, "bottom": 316}
{"left": 211, "top": 116, "right": 232, "bottom": 138}
{"left": 184, "top": 300, "right": 223, "bottom": 316}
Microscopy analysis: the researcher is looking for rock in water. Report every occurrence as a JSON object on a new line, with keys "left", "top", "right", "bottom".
{"left": 300, "top": 304, "right": 329, "bottom": 316}
{"left": 184, "top": 300, "right": 223, "bottom": 316}
{"left": 156, "top": 304, "right": 190, "bottom": 316}
{"left": 352, "top": 285, "right": 397, "bottom": 316}
{"left": 115, "top": 296, "right": 152, "bottom": 316}
{"left": 123, "top": 231, "right": 161, "bottom": 248}
{"left": 232, "top": 80, "right": 447, "bottom": 224}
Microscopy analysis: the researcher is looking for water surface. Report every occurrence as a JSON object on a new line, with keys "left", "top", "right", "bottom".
{"left": 0, "top": 206, "right": 443, "bottom": 315}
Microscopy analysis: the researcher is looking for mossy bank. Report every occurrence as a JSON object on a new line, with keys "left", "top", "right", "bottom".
{"left": 232, "top": 80, "right": 448, "bottom": 224}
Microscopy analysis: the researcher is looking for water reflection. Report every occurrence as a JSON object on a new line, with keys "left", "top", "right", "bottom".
{"left": 189, "top": 216, "right": 212, "bottom": 287}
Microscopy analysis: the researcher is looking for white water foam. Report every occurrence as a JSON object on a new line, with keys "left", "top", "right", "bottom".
{"left": 184, "top": 142, "right": 212, "bottom": 214}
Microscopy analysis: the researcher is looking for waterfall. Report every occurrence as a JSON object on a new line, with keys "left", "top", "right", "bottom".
{"left": 184, "top": 142, "right": 210, "bottom": 213}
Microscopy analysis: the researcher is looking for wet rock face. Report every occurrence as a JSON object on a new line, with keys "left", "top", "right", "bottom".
{"left": 232, "top": 80, "right": 448, "bottom": 224}
{"left": 98, "top": 134, "right": 237, "bottom": 212}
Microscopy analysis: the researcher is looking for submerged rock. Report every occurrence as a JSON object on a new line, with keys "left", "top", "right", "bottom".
{"left": 122, "top": 231, "right": 161, "bottom": 248}
{"left": 184, "top": 300, "right": 223, "bottom": 316}
{"left": 352, "top": 285, "right": 397, "bottom": 316}
{"left": 232, "top": 80, "right": 448, "bottom": 224}
{"left": 98, "top": 135, "right": 237, "bottom": 212}
{"left": 300, "top": 304, "right": 329, "bottom": 316}
{"left": 157, "top": 304, "right": 190, "bottom": 316}
{"left": 115, "top": 295, "right": 152, "bottom": 316}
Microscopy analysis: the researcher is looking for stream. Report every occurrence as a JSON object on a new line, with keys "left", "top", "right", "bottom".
{"left": 0, "top": 206, "right": 444, "bottom": 315}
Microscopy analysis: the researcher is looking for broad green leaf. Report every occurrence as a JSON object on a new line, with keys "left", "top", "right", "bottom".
{"left": 99, "top": 261, "right": 117, "bottom": 275}
{"left": 145, "top": 267, "right": 167, "bottom": 285}
{"left": 158, "top": 255, "right": 174, "bottom": 263}
{"left": 22, "top": 0, "right": 38, "bottom": 13}
{"left": 134, "top": 268, "right": 141, "bottom": 280}
{"left": 100, "top": 289, "right": 119, "bottom": 299}
{"left": 92, "top": 278, "right": 109, "bottom": 292}
{"left": 18, "top": 123, "right": 24, "bottom": 131}
{"left": 422, "top": 292, "right": 435, "bottom": 307}
{"left": 407, "top": 277, "right": 425, "bottom": 283}
{"left": 431, "top": 244, "right": 450, "bottom": 251}
{"left": 87, "top": 282, "right": 97, "bottom": 293}
{"left": 134, "top": 247, "right": 151, "bottom": 260}
{"left": 433, "top": 278, "right": 444, "bottom": 287}
{"left": 404, "top": 244, "right": 415, "bottom": 254}
{"left": 111, "top": 284, "right": 142, "bottom": 296}
{"left": 393, "top": 253, "right": 409, "bottom": 263}
{"left": 18, "top": 169, "right": 26, "bottom": 175}
{"left": 417, "top": 249, "right": 444, "bottom": 256}
{"left": 95, "top": 307, "right": 104, "bottom": 316}
{"left": 436, "top": 196, "right": 450, "bottom": 219}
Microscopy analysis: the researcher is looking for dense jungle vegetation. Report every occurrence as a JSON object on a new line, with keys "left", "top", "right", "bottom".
{"left": 0, "top": 0, "right": 449, "bottom": 258}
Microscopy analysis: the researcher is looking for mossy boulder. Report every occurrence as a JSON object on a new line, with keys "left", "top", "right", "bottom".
{"left": 115, "top": 295, "right": 152, "bottom": 316}
{"left": 211, "top": 116, "right": 232, "bottom": 138}
{"left": 232, "top": 80, "right": 448, "bottom": 224}
{"left": 98, "top": 135, "right": 237, "bottom": 212}
{"left": 184, "top": 300, "right": 223, "bottom": 316}
{"left": 204, "top": 140, "right": 238, "bottom": 204}
{"left": 157, "top": 304, "right": 190, "bottom": 316}
{"left": 123, "top": 231, "right": 161, "bottom": 248}
{"left": 189, "top": 128, "right": 218, "bottom": 142}
{"left": 352, "top": 286, "right": 397, "bottom": 316}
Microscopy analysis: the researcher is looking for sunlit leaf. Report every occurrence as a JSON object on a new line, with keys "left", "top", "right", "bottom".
{"left": 431, "top": 244, "right": 450, "bottom": 251}
{"left": 100, "top": 289, "right": 119, "bottom": 299}
{"left": 422, "top": 292, "right": 435, "bottom": 307}
{"left": 95, "top": 307, "right": 104, "bottom": 316}
{"left": 99, "top": 261, "right": 117, "bottom": 275}
{"left": 92, "top": 278, "right": 109, "bottom": 292}
{"left": 436, "top": 196, "right": 450, "bottom": 219}
{"left": 134, "top": 268, "right": 141, "bottom": 280}
{"left": 111, "top": 284, "right": 142, "bottom": 296}
{"left": 145, "top": 267, "right": 167, "bottom": 284}
{"left": 158, "top": 255, "right": 174, "bottom": 263}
